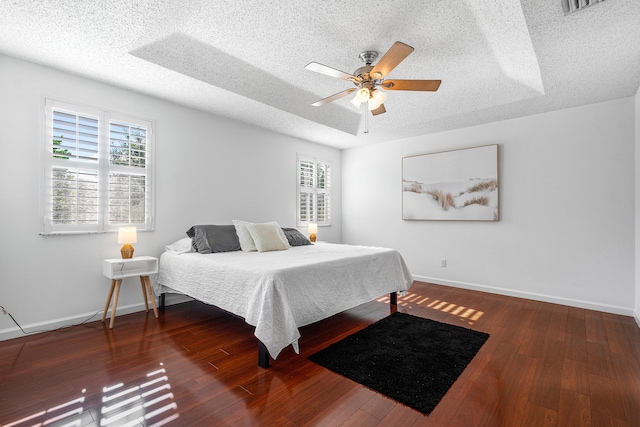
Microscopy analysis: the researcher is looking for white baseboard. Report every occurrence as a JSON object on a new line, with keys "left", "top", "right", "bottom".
{"left": 0, "top": 293, "right": 193, "bottom": 342}
{"left": 2, "top": 281, "right": 635, "bottom": 342}
{"left": 413, "top": 275, "right": 635, "bottom": 317}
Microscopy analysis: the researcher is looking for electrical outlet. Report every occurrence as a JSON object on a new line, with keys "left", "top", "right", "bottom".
{"left": 440, "top": 259, "right": 447, "bottom": 268}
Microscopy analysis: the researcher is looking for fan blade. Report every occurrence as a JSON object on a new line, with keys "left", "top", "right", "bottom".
{"left": 371, "top": 103, "right": 386, "bottom": 116}
{"left": 370, "top": 41, "right": 414, "bottom": 78}
{"left": 305, "top": 62, "right": 358, "bottom": 81}
{"left": 311, "top": 88, "right": 355, "bottom": 106}
{"left": 383, "top": 79, "right": 441, "bottom": 91}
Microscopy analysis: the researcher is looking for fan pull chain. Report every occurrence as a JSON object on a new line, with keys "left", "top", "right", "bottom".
{"left": 364, "top": 107, "right": 370, "bottom": 134}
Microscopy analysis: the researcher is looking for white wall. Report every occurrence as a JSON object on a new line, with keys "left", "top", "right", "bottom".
{"left": 0, "top": 54, "right": 341, "bottom": 340}
{"left": 635, "top": 87, "right": 640, "bottom": 325}
{"left": 343, "top": 98, "right": 635, "bottom": 315}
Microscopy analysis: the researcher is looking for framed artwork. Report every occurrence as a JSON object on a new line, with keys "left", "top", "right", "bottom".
{"left": 402, "top": 144, "right": 499, "bottom": 221}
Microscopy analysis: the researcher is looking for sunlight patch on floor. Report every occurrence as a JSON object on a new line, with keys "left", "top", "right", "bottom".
{"left": 3, "top": 390, "right": 86, "bottom": 427}
{"left": 100, "top": 363, "right": 179, "bottom": 426}
{"left": 4, "top": 363, "right": 180, "bottom": 427}
{"left": 377, "top": 292, "right": 484, "bottom": 325}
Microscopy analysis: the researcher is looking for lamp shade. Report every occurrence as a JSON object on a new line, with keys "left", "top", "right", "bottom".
{"left": 117, "top": 226, "right": 137, "bottom": 244}
{"left": 308, "top": 223, "right": 318, "bottom": 235}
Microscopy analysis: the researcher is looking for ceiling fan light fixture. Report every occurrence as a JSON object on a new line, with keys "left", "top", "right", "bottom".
{"left": 306, "top": 41, "right": 441, "bottom": 125}
{"left": 372, "top": 89, "right": 387, "bottom": 104}
{"left": 355, "top": 87, "right": 370, "bottom": 103}
{"left": 368, "top": 97, "right": 381, "bottom": 111}
{"left": 350, "top": 95, "right": 362, "bottom": 108}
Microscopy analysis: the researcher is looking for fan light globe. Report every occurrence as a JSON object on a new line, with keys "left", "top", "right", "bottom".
{"left": 355, "top": 87, "right": 370, "bottom": 102}
{"left": 350, "top": 96, "right": 362, "bottom": 108}
{"left": 368, "top": 98, "right": 381, "bottom": 111}
{"left": 372, "top": 89, "right": 387, "bottom": 104}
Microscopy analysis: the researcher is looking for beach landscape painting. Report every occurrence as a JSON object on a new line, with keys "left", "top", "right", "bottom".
{"left": 402, "top": 145, "right": 499, "bottom": 221}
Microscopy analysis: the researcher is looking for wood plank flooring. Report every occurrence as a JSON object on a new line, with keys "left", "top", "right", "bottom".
{"left": 1, "top": 281, "right": 639, "bottom": 426}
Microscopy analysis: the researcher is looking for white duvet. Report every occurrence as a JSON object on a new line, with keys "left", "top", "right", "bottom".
{"left": 155, "top": 242, "right": 413, "bottom": 359}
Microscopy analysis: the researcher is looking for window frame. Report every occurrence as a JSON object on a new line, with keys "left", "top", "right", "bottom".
{"left": 40, "top": 98, "right": 155, "bottom": 235}
{"left": 296, "top": 154, "right": 331, "bottom": 227}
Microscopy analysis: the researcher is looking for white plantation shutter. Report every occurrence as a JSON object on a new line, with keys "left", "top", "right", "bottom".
{"left": 316, "top": 162, "right": 331, "bottom": 223}
{"left": 297, "top": 155, "right": 331, "bottom": 226}
{"left": 51, "top": 168, "right": 99, "bottom": 225}
{"left": 42, "top": 99, "right": 154, "bottom": 234}
{"left": 49, "top": 108, "right": 100, "bottom": 228}
{"left": 108, "top": 120, "right": 149, "bottom": 226}
{"left": 299, "top": 192, "right": 314, "bottom": 223}
{"left": 298, "top": 158, "right": 315, "bottom": 223}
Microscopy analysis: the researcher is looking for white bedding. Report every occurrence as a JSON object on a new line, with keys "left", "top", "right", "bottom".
{"left": 155, "top": 242, "right": 413, "bottom": 359}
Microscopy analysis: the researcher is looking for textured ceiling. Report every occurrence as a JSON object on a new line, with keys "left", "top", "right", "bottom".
{"left": 1, "top": 0, "right": 639, "bottom": 149}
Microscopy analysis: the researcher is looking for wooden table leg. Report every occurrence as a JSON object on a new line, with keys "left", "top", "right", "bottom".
{"left": 109, "top": 280, "right": 122, "bottom": 329}
{"left": 143, "top": 276, "right": 159, "bottom": 319}
{"left": 102, "top": 279, "right": 116, "bottom": 323}
{"left": 139, "top": 276, "right": 149, "bottom": 312}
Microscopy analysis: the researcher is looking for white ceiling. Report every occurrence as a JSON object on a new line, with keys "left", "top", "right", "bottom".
{"left": 1, "top": 0, "right": 639, "bottom": 149}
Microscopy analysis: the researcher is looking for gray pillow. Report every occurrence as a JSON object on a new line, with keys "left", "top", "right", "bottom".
{"left": 281, "top": 228, "right": 312, "bottom": 246}
{"left": 186, "top": 225, "right": 241, "bottom": 253}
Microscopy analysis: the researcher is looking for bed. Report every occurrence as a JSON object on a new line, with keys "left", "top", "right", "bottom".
{"left": 154, "top": 225, "right": 413, "bottom": 368}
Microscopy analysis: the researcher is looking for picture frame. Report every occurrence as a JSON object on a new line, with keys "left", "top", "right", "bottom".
{"left": 402, "top": 144, "right": 499, "bottom": 221}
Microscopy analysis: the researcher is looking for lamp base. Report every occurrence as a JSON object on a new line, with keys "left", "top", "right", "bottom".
{"left": 309, "top": 234, "right": 316, "bottom": 242}
{"left": 120, "top": 244, "right": 134, "bottom": 259}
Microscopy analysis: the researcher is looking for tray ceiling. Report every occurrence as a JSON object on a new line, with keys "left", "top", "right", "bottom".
{"left": 1, "top": 0, "right": 639, "bottom": 149}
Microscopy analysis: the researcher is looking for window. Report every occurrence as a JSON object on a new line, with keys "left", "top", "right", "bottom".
{"left": 297, "top": 155, "right": 331, "bottom": 226}
{"left": 42, "top": 99, "right": 154, "bottom": 234}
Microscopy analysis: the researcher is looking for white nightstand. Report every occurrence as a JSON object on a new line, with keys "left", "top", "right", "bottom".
{"left": 102, "top": 256, "right": 159, "bottom": 329}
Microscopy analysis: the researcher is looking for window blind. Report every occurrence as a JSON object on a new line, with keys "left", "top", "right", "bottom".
{"left": 50, "top": 108, "right": 100, "bottom": 226}
{"left": 42, "top": 99, "right": 154, "bottom": 234}
{"left": 565, "top": 0, "right": 605, "bottom": 14}
{"left": 108, "top": 121, "right": 149, "bottom": 226}
{"left": 297, "top": 155, "right": 331, "bottom": 226}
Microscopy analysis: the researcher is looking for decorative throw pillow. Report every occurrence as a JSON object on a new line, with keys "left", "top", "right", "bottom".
{"left": 245, "top": 222, "right": 290, "bottom": 252}
{"left": 281, "top": 228, "right": 312, "bottom": 246}
{"left": 186, "top": 225, "right": 241, "bottom": 254}
{"left": 232, "top": 220, "right": 257, "bottom": 252}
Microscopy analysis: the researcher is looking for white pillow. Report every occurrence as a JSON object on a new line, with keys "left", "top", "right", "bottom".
{"left": 245, "top": 222, "right": 290, "bottom": 252}
{"left": 232, "top": 220, "right": 257, "bottom": 252}
{"left": 164, "top": 237, "right": 193, "bottom": 254}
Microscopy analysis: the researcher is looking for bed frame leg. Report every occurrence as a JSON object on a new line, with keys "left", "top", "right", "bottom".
{"left": 159, "top": 293, "right": 166, "bottom": 310}
{"left": 390, "top": 292, "right": 397, "bottom": 313}
{"left": 258, "top": 340, "right": 270, "bottom": 369}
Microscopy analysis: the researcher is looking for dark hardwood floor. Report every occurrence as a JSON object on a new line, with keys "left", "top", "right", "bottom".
{"left": 1, "top": 281, "right": 639, "bottom": 426}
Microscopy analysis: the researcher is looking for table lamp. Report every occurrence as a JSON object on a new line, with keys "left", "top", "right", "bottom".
{"left": 118, "top": 226, "right": 137, "bottom": 259}
{"left": 308, "top": 223, "right": 318, "bottom": 243}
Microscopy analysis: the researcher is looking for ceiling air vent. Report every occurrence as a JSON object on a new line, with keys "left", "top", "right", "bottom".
{"left": 564, "top": 0, "right": 606, "bottom": 15}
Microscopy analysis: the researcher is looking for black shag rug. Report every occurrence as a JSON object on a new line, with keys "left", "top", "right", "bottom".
{"left": 308, "top": 312, "right": 489, "bottom": 415}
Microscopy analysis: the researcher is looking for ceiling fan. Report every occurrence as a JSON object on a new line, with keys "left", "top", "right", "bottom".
{"left": 305, "top": 41, "right": 441, "bottom": 117}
